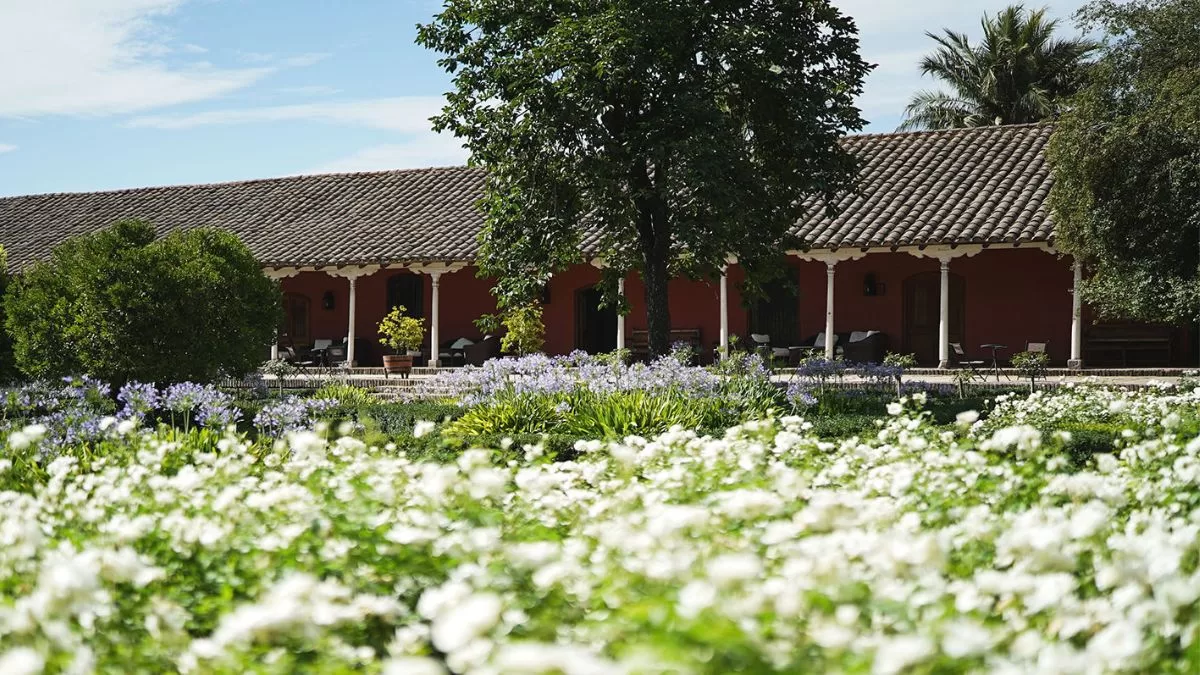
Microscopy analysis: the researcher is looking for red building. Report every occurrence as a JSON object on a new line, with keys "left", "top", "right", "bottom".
{"left": 0, "top": 124, "right": 1188, "bottom": 368}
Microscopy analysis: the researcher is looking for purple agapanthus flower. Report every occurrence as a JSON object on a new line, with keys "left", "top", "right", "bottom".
{"left": 117, "top": 381, "right": 159, "bottom": 418}
{"left": 163, "top": 382, "right": 214, "bottom": 414}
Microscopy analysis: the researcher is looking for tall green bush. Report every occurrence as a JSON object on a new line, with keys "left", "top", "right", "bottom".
{"left": 4, "top": 220, "right": 281, "bottom": 383}
{"left": 0, "top": 246, "right": 16, "bottom": 383}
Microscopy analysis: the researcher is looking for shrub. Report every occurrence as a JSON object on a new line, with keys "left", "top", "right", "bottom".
{"left": 5, "top": 220, "right": 280, "bottom": 383}
{"left": 357, "top": 401, "right": 464, "bottom": 437}
{"left": 475, "top": 302, "right": 545, "bottom": 355}
{"left": 1011, "top": 350, "right": 1050, "bottom": 392}
{"left": 0, "top": 245, "right": 15, "bottom": 383}
{"left": 377, "top": 305, "right": 426, "bottom": 353}
{"left": 444, "top": 394, "right": 564, "bottom": 436}
{"left": 313, "top": 382, "right": 377, "bottom": 407}
{"left": 562, "top": 389, "right": 710, "bottom": 438}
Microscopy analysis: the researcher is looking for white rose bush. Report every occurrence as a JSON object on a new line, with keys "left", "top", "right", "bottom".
{"left": 2, "top": 382, "right": 1200, "bottom": 672}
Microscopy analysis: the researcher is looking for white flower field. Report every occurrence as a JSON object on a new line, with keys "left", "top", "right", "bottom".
{"left": 3, "top": 386, "right": 1200, "bottom": 673}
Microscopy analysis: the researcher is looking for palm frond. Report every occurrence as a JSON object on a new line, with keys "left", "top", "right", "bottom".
{"left": 904, "top": 3, "right": 1096, "bottom": 128}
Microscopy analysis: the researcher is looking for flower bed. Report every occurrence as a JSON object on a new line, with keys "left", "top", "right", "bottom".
{"left": 2, "top": 388, "right": 1200, "bottom": 672}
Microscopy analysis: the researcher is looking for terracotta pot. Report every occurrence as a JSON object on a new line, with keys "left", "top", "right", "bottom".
{"left": 382, "top": 354, "right": 414, "bottom": 379}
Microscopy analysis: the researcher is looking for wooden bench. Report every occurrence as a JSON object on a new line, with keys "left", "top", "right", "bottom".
{"left": 629, "top": 328, "right": 703, "bottom": 363}
{"left": 1084, "top": 324, "right": 1173, "bottom": 367}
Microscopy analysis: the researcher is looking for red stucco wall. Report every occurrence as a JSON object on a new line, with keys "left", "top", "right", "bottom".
{"left": 796, "top": 248, "right": 1076, "bottom": 365}
{"left": 278, "top": 249, "right": 1190, "bottom": 367}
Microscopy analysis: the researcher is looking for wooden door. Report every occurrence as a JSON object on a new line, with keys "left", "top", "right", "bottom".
{"left": 903, "top": 272, "right": 965, "bottom": 365}
{"left": 387, "top": 274, "right": 424, "bottom": 318}
{"left": 748, "top": 270, "right": 800, "bottom": 346}
{"left": 284, "top": 293, "right": 311, "bottom": 346}
{"left": 575, "top": 287, "right": 617, "bottom": 354}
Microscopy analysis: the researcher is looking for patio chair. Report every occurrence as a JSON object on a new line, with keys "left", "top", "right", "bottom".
{"left": 464, "top": 335, "right": 501, "bottom": 366}
{"left": 842, "top": 331, "right": 887, "bottom": 364}
{"left": 310, "top": 338, "right": 333, "bottom": 365}
{"left": 749, "top": 333, "right": 790, "bottom": 365}
{"left": 950, "top": 343, "right": 986, "bottom": 368}
{"left": 324, "top": 342, "right": 348, "bottom": 367}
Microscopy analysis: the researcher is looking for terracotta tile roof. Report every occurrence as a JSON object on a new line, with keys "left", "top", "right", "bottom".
{"left": 794, "top": 123, "right": 1055, "bottom": 249}
{"left": 0, "top": 124, "right": 1054, "bottom": 272}
{"left": 0, "top": 166, "right": 487, "bottom": 272}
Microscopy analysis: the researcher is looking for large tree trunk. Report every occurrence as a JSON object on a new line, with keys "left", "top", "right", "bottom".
{"left": 642, "top": 245, "right": 672, "bottom": 358}
{"left": 632, "top": 156, "right": 672, "bottom": 358}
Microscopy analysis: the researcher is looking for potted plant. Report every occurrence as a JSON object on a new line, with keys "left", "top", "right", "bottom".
{"left": 378, "top": 306, "right": 426, "bottom": 378}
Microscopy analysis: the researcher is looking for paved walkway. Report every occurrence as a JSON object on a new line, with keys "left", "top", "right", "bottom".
{"left": 769, "top": 372, "right": 1183, "bottom": 389}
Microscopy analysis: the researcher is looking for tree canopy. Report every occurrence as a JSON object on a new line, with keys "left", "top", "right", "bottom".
{"left": 417, "top": 0, "right": 871, "bottom": 356}
{"left": 4, "top": 220, "right": 282, "bottom": 383}
{"left": 901, "top": 5, "right": 1097, "bottom": 130}
{"left": 1048, "top": 0, "right": 1200, "bottom": 323}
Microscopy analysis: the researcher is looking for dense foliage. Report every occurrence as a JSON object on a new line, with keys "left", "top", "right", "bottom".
{"left": 901, "top": 5, "right": 1097, "bottom": 130}
{"left": 0, "top": 246, "right": 16, "bottom": 383}
{"left": 417, "top": 0, "right": 871, "bottom": 356}
{"left": 4, "top": 220, "right": 281, "bottom": 383}
{"left": 3, "top": 385, "right": 1200, "bottom": 671}
{"left": 1048, "top": 0, "right": 1200, "bottom": 323}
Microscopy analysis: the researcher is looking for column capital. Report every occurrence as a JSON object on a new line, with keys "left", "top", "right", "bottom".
{"left": 906, "top": 244, "right": 984, "bottom": 263}
{"left": 407, "top": 261, "right": 468, "bottom": 277}
{"left": 791, "top": 248, "right": 867, "bottom": 265}
{"left": 263, "top": 266, "right": 301, "bottom": 280}
{"left": 325, "top": 264, "right": 380, "bottom": 280}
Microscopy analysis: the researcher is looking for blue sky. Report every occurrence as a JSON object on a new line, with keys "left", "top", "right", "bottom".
{"left": 0, "top": 0, "right": 1088, "bottom": 197}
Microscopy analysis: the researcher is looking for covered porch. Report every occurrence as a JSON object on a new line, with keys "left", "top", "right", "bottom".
{"left": 265, "top": 243, "right": 1191, "bottom": 371}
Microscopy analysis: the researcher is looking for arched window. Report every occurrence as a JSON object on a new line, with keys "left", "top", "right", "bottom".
{"left": 283, "top": 293, "right": 312, "bottom": 347}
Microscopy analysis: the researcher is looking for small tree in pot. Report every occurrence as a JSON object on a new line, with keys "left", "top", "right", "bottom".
{"left": 377, "top": 306, "right": 426, "bottom": 378}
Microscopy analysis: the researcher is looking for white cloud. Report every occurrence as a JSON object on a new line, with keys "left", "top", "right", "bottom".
{"left": 276, "top": 85, "right": 343, "bottom": 97}
{"left": 127, "top": 96, "right": 449, "bottom": 132}
{"left": 832, "top": 0, "right": 1089, "bottom": 130}
{"left": 0, "top": 0, "right": 270, "bottom": 117}
{"left": 0, "top": 144, "right": 16, "bottom": 154}
{"left": 313, "top": 135, "right": 470, "bottom": 174}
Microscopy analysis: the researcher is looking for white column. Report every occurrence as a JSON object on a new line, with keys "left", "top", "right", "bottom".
{"left": 719, "top": 268, "right": 729, "bottom": 355}
{"left": 825, "top": 261, "right": 836, "bottom": 360}
{"left": 616, "top": 276, "right": 626, "bottom": 351}
{"left": 938, "top": 259, "right": 950, "bottom": 369}
{"left": 429, "top": 271, "right": 443, "bottom": 367}
{"left": 1069, "top": 259, "right": 1083, "bottom": 369}
{"left": 270, "top": 344, "right": 279, "bottom": 361}
{"left": 346, "top": 275, "right": 358, "bottom": 366}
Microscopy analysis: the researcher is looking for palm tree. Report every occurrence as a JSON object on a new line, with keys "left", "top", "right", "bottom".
{"left": 900, "top": 5, "right": 1097, "bottom": 131}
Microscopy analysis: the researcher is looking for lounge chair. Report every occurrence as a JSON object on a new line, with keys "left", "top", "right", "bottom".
{"left": 842, "top": 331, "right": 888, "bottom": 363}
{"left": 464, "top": 335, "right": 501, "bottom": 366}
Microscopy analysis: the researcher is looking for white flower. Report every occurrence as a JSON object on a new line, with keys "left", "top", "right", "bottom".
{"left": 8, "top": 431, "right": 30, "bottom": 450}
{"left": 955, "top": 410, "right": 980, "bottom": 425}
{"left": 677, "top": 580, "right": 717, "bottom": 619}
{"left": 706, "top": 553, "right": 762, "bottom": 585}
{"left": 873, "top": 635, "right": 934, "bottom": 675}
{"left": 886, "top": 402, "right": 903, "bottom": 416}
{"left": 430, "top": 592, "right": 503, "bottom": 654}
{"left": 941, "top": 620, "right": 994, "bottom": 658}
{"left": 0, "top": 647, "right": 45, "bottom": 675}
{"left": 382, "top": 657, "right": 446, "bottom": 675}
{"left": 492, "top": 643, "right": 617, "bottom": 674}
{"left": 413, "top": 420, "right": 437, "bottom": 438}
